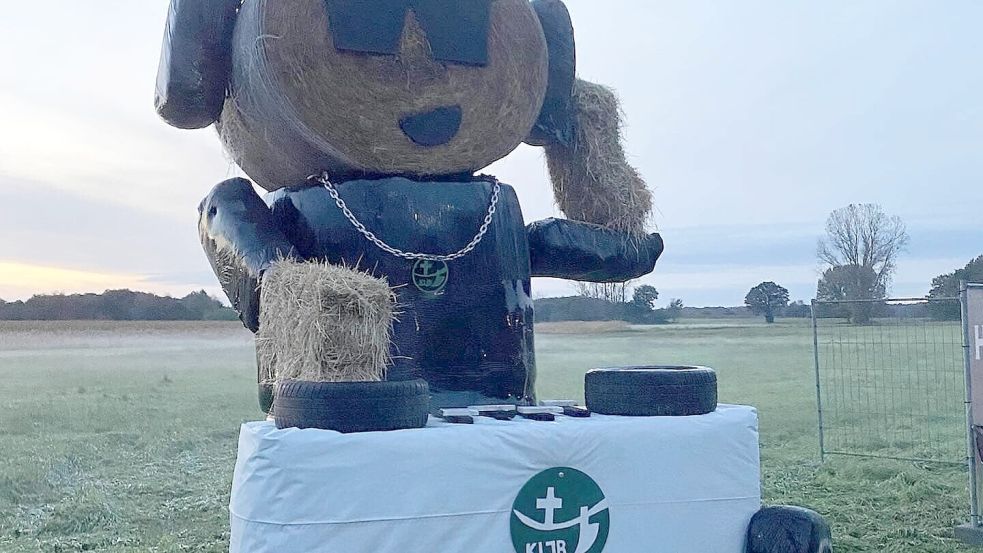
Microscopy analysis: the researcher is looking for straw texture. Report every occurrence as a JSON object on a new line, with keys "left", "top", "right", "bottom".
{"left": 257, "top": 260, "right": 396, "bottom": 384}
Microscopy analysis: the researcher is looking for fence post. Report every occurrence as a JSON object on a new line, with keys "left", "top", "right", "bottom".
{"left": 811, "top": 299, "right": 825, "bottom": 463}
{"left": 961, "top": 282, "right": 980, "bottom": 527}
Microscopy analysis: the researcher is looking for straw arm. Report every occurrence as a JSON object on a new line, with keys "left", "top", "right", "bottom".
{"left": 198, "top": 178, "right": 297, "bottom": 332}
{"left": 527, "top": 218, "right": 663, "bottom": 282}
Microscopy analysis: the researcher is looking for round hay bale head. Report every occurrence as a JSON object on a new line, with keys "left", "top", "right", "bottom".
{"left": 220, "top": 0, "right": 549, "bottom": 190}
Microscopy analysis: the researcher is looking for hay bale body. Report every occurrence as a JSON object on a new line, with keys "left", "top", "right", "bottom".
{"left": 220, "top": 0, "right": 549, "bottom": 190}
{"left": 257, "top": 260, "right": 395, "bottom": 384}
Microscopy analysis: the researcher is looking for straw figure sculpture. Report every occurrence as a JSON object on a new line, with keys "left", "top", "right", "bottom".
{"left": 160, "top": 0, "right": 665, "bottom": 408}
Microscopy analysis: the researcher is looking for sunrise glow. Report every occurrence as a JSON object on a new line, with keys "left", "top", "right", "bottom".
{"left": 0, "top": 261, "right": 152, "bottom": 301}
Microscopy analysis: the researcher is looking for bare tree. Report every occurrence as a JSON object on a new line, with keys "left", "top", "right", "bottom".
{"left": 576, "top": 282, "right": 631, "bottom": 304}
{"left": 817, "top": 204, "right": 909, "bottom": 295}
{"left": 666, "top": 299, "right": 684, "bottom": 322}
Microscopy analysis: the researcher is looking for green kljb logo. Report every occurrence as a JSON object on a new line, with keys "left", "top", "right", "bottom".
{"left": 412, "top": 259, "right": 449, "bottom": 294}
{"left": 511, "top": 468, "right": 610, "bottom": 553}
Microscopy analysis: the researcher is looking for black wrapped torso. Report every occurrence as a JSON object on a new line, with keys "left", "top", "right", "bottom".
{"left": 267, "top": 177, "right": 536, "bottom": 408}
{"left": 198, "top": 175, "right": 662, "bottom": 411}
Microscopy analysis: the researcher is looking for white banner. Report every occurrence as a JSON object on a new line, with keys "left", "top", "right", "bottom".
{"left": 968, "top": 286, "right": 983, "bottom": 426}
{"left": 229, "top": 405, "right": 761, "bottom": 553}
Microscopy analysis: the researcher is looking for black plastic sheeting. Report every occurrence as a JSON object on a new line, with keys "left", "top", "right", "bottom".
{"left": 198, "top": 178, "right": 296, "bottom": 333}
{"left": 324, "top": 0, "right": 492, "bottom": 66}
{"left": 526, "top": 0, "right": 577, "bottom": 147}
{"left": 399, "top": 106, "right": 464, "bottom": 147}
{"left": 974, "top": 426, "right": 983, "bottom": 462}
{"left": 267, "top": 177, "right": 534, "bottom": 408}
{"left": 747, "top": 506, "right": 833, "bottom": 553}
{"left": 155, "top": 0, "right": 238, "bottom": 129}
{"left": 199, "top": 176, "right": 663, "bottom": 409}
{"left": 528, "top": 219, "right": 663, "bottom": 281}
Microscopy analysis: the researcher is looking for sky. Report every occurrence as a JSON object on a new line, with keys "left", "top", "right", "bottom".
{"left": 1, "top": 1, "right": 982, "bottom": 307}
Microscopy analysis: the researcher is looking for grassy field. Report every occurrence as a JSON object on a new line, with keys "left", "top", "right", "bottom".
{"left": 0, "top": 319, "right": 975, "bottom": 552}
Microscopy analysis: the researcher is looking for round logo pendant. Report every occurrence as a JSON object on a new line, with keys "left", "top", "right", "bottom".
{"left": 412, "top": 259, "right": 449, "bottom": 295}
{"left": 511, "top": 467, "right": 610, "bottom": 553}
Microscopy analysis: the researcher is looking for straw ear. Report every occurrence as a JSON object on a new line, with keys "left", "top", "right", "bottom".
{"left": 155, "top": 0, "right": 239, "bottom": 129}
{"left": 544, "top": 79, "right": 653, "bottom": 235}
{"left": 525, "top": 0, "right": 576, "bottom": 147}
{"left": 525, "top": 1, "right": 651, "bottom": 234}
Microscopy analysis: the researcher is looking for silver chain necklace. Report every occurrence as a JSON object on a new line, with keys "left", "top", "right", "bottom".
{"left": 313, "top": 172, "right": 501, "bottom": 263}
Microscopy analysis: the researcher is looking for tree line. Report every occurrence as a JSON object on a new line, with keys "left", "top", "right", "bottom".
{"left": 559, "top": 202, "right": 979, "bottom": 325}
{"left": 537, "top": 285, "right": 683, "bottom": 325}
{"left": 0, "top": 290, "right": 238, "bottom": 321}
{"left": 6, "top": 205, "right": 977, "bottom": 325}
{"left": 809, "top": 203, "right": 982, "bottom": 322}
{"left": 744, "top": 203, "right": 980, "bottom": 323}
{"left": 925, "top": 255, "right": 983, "bottom": 320}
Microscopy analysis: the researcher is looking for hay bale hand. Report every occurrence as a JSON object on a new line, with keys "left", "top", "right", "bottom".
{"left": 160, "top": 0, "right": 664, "bottom": 408}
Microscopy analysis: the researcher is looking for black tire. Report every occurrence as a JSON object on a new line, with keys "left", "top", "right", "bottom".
{"left": 585, "top": 366, "right": 717, "bottom": 416}
{"left": 274, "top": 379, "right": 431, "bottom": 433}
{"left": 746, "top": 506, "right": 833, "bottom": 553}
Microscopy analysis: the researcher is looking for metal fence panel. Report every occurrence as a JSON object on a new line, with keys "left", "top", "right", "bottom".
{"left": 812, "top": 298, "right": 965, "bottom": 464}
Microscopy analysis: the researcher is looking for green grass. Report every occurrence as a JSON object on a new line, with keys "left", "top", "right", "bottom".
{"left": 0, "top": 319, "right": 976, "bottom": 552}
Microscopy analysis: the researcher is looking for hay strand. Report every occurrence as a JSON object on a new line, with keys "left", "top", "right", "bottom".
{"left": 256, "top": 259, "right": 395, "bottom": 384}
{"left": 544, "top": 79, "right": 653, "bottom": 235}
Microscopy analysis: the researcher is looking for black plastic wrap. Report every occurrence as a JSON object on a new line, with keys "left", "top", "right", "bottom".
{"left": 155, "top": 0, "right": 238, "bottom": 129}
{"left": 528, "top": 218, "right": 664, "bottom": 281}
{"left": 198, "top": 178, "right": 296, "bottom": 332}
{"left": 324, "top": 0, "right": 492, "bottom": 66}
{"left": 200, "top": 177, "right": 663, "bottom": 409}
{"left": 267, "top": 177, "right": 536, "bottom": 409}
{"left": 747, "top": 506, "right": 832, "bottom": 553}
{"left": 526, "top": 0, "right": 576, "bottom": 147}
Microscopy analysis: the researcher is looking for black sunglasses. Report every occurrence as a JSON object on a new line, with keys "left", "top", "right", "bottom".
{"left": 324, "top": 0, "right": 492, "bottom": 66}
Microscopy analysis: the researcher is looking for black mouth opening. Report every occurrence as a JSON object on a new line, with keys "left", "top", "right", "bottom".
{"left": 399, "top": 105, "right": 463, "bottom": 147}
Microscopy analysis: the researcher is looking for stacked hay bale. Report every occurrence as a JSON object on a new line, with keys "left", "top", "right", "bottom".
{"left": 257, "top": 259, "right": 431, "bottom": 433}
{"left": 257, "top": 260, "right": 396, "bottom": 400}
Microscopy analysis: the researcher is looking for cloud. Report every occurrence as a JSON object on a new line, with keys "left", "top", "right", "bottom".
{"left": 0, "top": 175, "right": 222, "bottom": 301}
{"left": 0, "top": 93, "right": 236, "bottom": 220}
{"left": 1, "top": 1, "right": 981, "bottom": 308}
{"left": 0, "top": 262, "right": 146, "bottom": 295}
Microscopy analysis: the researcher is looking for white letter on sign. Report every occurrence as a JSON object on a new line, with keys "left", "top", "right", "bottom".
{"left": 976, "top": 325, "right": 983, "bottom": 361}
